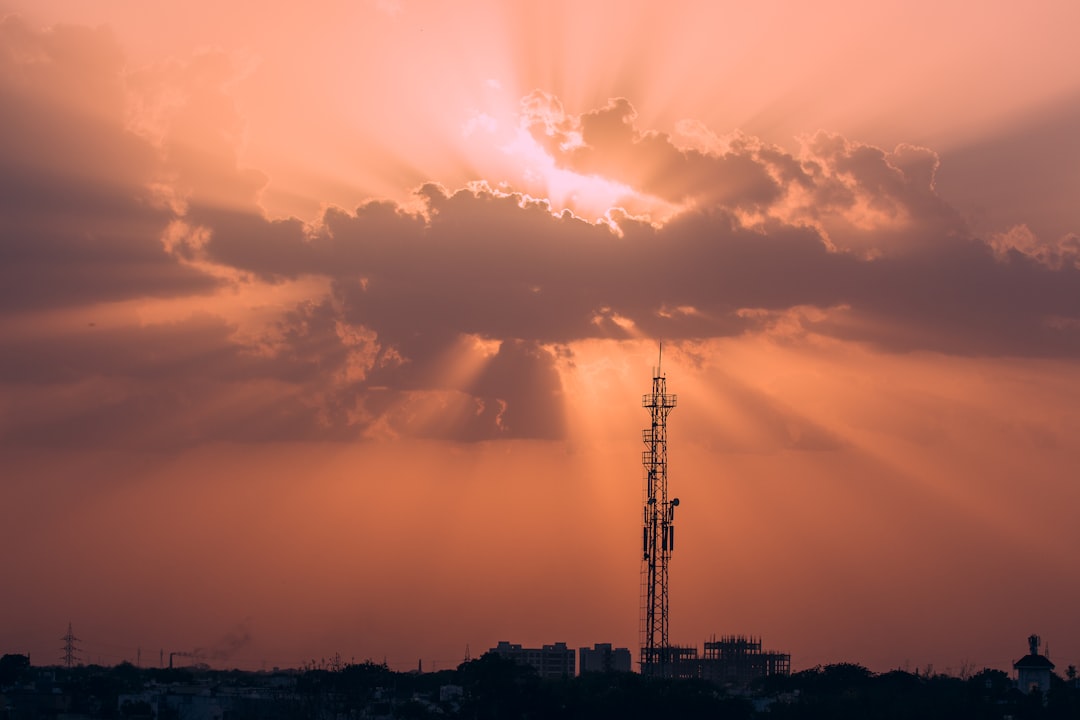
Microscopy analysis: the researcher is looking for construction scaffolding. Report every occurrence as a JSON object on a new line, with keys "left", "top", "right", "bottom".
{"left": 696, "top": 635, "right": 791, "bottom": 685}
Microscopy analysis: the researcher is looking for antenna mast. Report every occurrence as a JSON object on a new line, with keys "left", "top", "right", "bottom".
{"left": 640, "top": 344, "right": 679, "bottom": 677}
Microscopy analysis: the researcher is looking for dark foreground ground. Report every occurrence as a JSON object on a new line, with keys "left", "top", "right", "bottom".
{"left": 3, "top": 652, "right": 1079, "bottom": 719}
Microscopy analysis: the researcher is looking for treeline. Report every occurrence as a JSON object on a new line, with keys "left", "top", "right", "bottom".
{"left": 3, "top": 652, "right": 1080, "bottom": 719}
{"left": 293, "top": 656, "right": 1080, "bottom": 719}
{"left": 762, "top": 662, "right": 1079, "bottom": 720}
{"left": 297, "top": 655, "right": 753, "bottom": 720}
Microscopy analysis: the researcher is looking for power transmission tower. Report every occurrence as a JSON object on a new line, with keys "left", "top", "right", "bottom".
{"left": 640, "top": 346, "right": 679, "bottom": 677}
{"left": 60, "top": 622, "right": 81, "bottom": 668}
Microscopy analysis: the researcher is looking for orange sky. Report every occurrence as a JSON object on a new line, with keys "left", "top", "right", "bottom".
{"left": 1, "top": 0, "right": 1079, "bottom": 675}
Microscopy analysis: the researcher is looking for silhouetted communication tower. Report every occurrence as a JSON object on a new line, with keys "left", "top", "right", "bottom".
{"left": 60, "top": 622, "right": 80, "bottom": 668}
{"left": 640, "top": 346, "right": 679, "bottom": 677}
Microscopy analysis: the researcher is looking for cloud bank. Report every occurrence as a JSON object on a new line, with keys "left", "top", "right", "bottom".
{"left": 1, "top": 17, "right": 1077, "bottom": 446}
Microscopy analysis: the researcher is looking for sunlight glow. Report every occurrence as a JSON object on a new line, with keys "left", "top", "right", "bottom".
{"left": 502, "top": 127, "right": 640, "bottom": 221}
{"left": 427, "top": 333, "right": 502, "bottom": 392}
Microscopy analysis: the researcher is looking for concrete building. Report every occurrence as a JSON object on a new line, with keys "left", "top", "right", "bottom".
{"left": 579, "top": 643, "right": 632, "bottom": 674}
{"left": 491, "top": 641, "right": 575, "bottom": 679}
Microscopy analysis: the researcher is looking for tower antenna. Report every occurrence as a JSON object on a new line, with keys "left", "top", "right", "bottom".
{"left": 640, "top": 344, "right": 678, "bottom": 677}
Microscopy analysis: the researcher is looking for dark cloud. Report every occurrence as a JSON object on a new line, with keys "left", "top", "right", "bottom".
{"left": 97, "top": 170, "right": 1068, "bottom": 447}
{"left": 185, "top": 182, "right": 1079, "bottom": 359}
{"left": 0, "top": 17, "right": 220, "bottom": 313}
{"left": 272, "top": 294, "right": 567, "bottom": 442}
{"left": 0, "top": 299, "right": 567, "bottom": 446}
{"left": 795, "top": 133, "right": 962, "bottom": 252}
{"left": 0, "top": 314, "right": 339, "bottom": 448}
{"left": 465, "top": 339, "right": 565, "bottom": 440}
{"left": 523, "top": 92, "right": 784, "bottom": 209}
{"left": 0, "top": 314, "right": 246, "bottom": 384}
{"left": 936, "top": 91, "right": 1080, "bottom": 245}
{"left": 822, "top": 241, "right": 1080, "bottom": 356}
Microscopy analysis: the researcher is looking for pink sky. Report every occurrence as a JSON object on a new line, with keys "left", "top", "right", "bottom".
{"left": 1, "top": 1, "right": 1078, "bottom": 674}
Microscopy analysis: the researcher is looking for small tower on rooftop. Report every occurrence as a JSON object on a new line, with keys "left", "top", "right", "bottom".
{"left": 1014, "top": 634, "right": 1054, "bottom": 696}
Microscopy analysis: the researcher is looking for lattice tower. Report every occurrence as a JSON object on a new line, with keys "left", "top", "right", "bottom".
{"left": 640, "top": 348, "right": 678, "bottom": 677}
{"left": 60, "top": 622, "right": 80, "bottom": 668}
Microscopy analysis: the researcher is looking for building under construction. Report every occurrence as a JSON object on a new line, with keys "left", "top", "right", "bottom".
{"left": 701, "top": 635, "right": 790, "bottom": 683}
{"left": 637, "top": 351, "right": 790, "bottom": 685}
{"left": 643, "top": 636, "right": 789, "bottom": 685}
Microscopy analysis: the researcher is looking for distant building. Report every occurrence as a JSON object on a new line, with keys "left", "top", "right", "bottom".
{"left": 1014, "top": 634, "right": 1054, "bottom": 695}
{"left": 579, "top": 644, "right": 632, "bottom": 674}
{"left": 490, "top": 641, "right": 575, "bottom": 679}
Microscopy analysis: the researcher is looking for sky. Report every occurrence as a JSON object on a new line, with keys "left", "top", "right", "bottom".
{"left": 1, "top": 0, "right": 1079, "bottom": 675}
